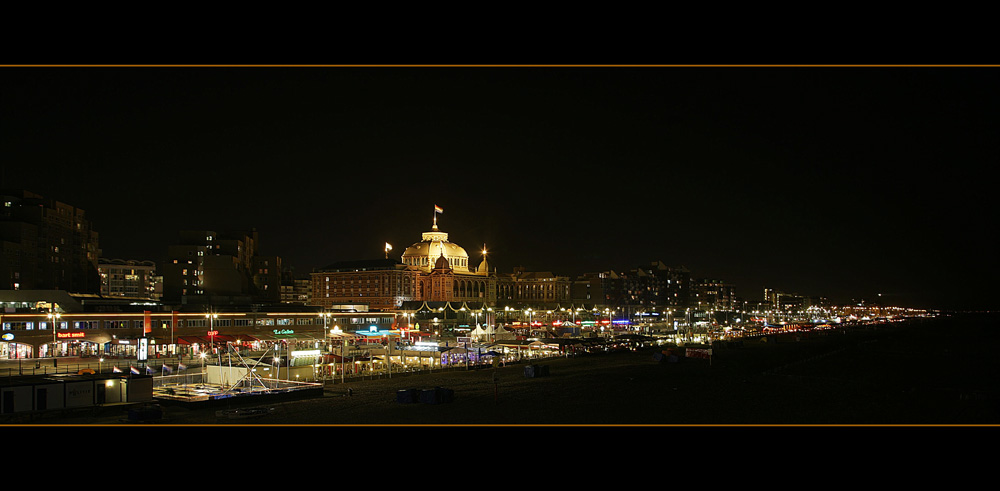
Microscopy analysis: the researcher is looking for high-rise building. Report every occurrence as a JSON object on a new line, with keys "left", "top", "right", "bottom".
{"left": 580, "top": 261, "right": 691, "bottom": 315}
{"left": 280, "top": 267, "right": 312, "bottom": 305}
{"left": 160, "top": 229, "right": 278, "bottom": 305}
{"left": 97, "top": 258, "right": 158, "bottom": 300}
{"left": 252, "top": 255, "right": 282, "bottom": 304}
{"left": 0, "top": 190, "right": 101, "bottom": 293}
{"left": 693, "top": 278, "right": 736, "bottom": 311}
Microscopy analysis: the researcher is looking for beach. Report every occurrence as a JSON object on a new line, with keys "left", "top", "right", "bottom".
{"left": 19, "top": 315, "right": 1000, "bottom": 426}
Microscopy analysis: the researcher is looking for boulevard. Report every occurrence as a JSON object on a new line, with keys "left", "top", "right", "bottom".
{"left": 9, "top": 314, "right": 997, "bottom": 426}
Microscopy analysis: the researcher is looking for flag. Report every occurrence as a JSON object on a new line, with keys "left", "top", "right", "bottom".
{"left": 113, "top": 366, "right": 122, "bottom": 373}
{"left": 385, "top": 242, "right": 392, "bottom": 251}
{"left": 130, "top": 366, "right": 140, "bottom": 374}
{"left": 146, "top": 365, "right": 155, "bottom": 375}
{"left": 162, "top": 364, "right": 173, "bottom": 374}
{"left": 178, "top": 363, "right": 187, "bottom": 371}
{"left": 434, "top": 205, "right": 443, "bottom": 214}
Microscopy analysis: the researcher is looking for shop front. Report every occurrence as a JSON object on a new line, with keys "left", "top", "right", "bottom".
{"left": 1, "top": 339, "right": 33, "bottom": 359}
{"left": 2, "top": 331, "right": 103, "bottom": 359}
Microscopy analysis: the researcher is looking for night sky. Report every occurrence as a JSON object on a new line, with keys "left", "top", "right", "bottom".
{"left": 2, "top": 66, "right": 996, "bottom": 310}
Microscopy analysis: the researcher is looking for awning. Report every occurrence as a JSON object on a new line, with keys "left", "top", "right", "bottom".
{"left": 176, "top": 334, "right": 260, "bottom": 345}
{"left": 177, "top": 336, "right": 211, "bottom": 345}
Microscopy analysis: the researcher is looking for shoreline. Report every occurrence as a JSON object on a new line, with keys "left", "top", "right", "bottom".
{"left": 11, "top": 315, "right": 1000, "bottom": 426}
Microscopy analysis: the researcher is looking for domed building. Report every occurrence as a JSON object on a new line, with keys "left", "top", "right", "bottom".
{"left": 311, "top": 210, "right": 496, "bottom": 312}
{"left": 401, "top": 217, "right": 495, "bottom": 303}
{"left": 401, "top": 224, "right": 472, "bottom": 273}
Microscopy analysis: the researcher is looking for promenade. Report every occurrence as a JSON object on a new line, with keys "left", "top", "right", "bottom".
{"left": 8, "top": 315, "right": 991, "bottom": 426}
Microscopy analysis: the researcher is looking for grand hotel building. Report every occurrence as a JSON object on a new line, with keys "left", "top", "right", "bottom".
{"left": 310, "top": 220, "right": 496, "bottom": 312}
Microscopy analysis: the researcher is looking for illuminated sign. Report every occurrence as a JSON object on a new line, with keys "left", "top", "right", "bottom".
{"left": 57, "top": 332, "right": 86, "bottom": 339}
{"left": 291, "top": 350, "right": 321, "bottom": 357}
{"left": 207, "top": 330, "right": 219, "bottom": 337}
{"left": 273, "top": 329, "right": 294, "bottom": 335}
{"left": 1, "top": 333, "right": 13, "bottom": 341}
{"left": 138, "top": 337, "right": 148, "bottom": 361}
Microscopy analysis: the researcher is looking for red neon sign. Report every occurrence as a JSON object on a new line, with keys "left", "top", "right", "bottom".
{"left": 207, "top": 330, "right": 219, "bottom": 336}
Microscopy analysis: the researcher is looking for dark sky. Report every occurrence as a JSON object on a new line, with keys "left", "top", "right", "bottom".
{"left": 2, "top": 66, "right": 996, "bottom": 310}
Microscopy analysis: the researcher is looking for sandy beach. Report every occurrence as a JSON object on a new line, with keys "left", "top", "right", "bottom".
{"left": 17, "top": 316, "right": 1000, "bottom": 426}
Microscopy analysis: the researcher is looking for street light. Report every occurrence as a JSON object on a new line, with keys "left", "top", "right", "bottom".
{"left": 47, "top": 311, "right": 61, "bottom": 358}
{"left": 206, "top": 312, "right": 219, "bottom": 352}
{"left": 329, "top": 324, "right": 346, "bottom": 384}
{"left": 320, "top": 310, "right": 332, "bottom": 351}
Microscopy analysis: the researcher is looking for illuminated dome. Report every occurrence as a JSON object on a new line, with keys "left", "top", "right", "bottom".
{"left": 401, "top": 228, "right": 471, "bottom": 273}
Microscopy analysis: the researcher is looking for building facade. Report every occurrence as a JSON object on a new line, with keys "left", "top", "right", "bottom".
{"left": 310, "top": 219, "right": 496, "bottom": 311}
{"left": 160, "top": 229, "right": 280, "bottom": 305}
{"left": 98, "top": 258, "right": 158, "bottom": 300}
{"left": 693, "top": 278, "right": 737, "bottom": 311}
{"left": 1, "top": 190, "right": 101, "bottom": 293}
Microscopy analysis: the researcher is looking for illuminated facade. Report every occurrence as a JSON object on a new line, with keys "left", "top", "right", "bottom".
{"left": 497, "top": 268, "right": 571, "bottom": 305}
{"left": 98, "top": 258, "right": 158, "bottom": 300}
{"left": 693, "top": 278, "right": 736, "bottom": 311}
{"left": 311, "top": 216, "right": 496, "bottom": 311}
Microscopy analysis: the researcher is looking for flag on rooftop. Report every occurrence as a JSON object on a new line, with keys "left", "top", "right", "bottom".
{"left": 434, "top": 205, "right": 443, "bottom": 214}
{"left": 113, "top": 366, "right": 122, "bottom": 373}
{"left": 130, "top": 366, "right": 140, "bottom": 374}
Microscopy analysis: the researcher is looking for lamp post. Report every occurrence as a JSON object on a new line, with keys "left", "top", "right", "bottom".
{"left": 320, "top": 311, "right": 332, "bottom": 351}
{"left": 206, "top": 311, "right": 219, "bottom": 352}
{"left": 486, "top": 307, "right": 494, "bottom": 343}
{"left": 47, "top": 311, "right": 61, "bottom": 358}
{"left": 331, "top": 324, "right": 345, "bottom": 384}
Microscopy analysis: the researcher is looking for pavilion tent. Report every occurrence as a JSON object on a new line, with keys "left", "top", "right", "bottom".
{"left": 470, "top": 324, "right": 491, "bottom": 340}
